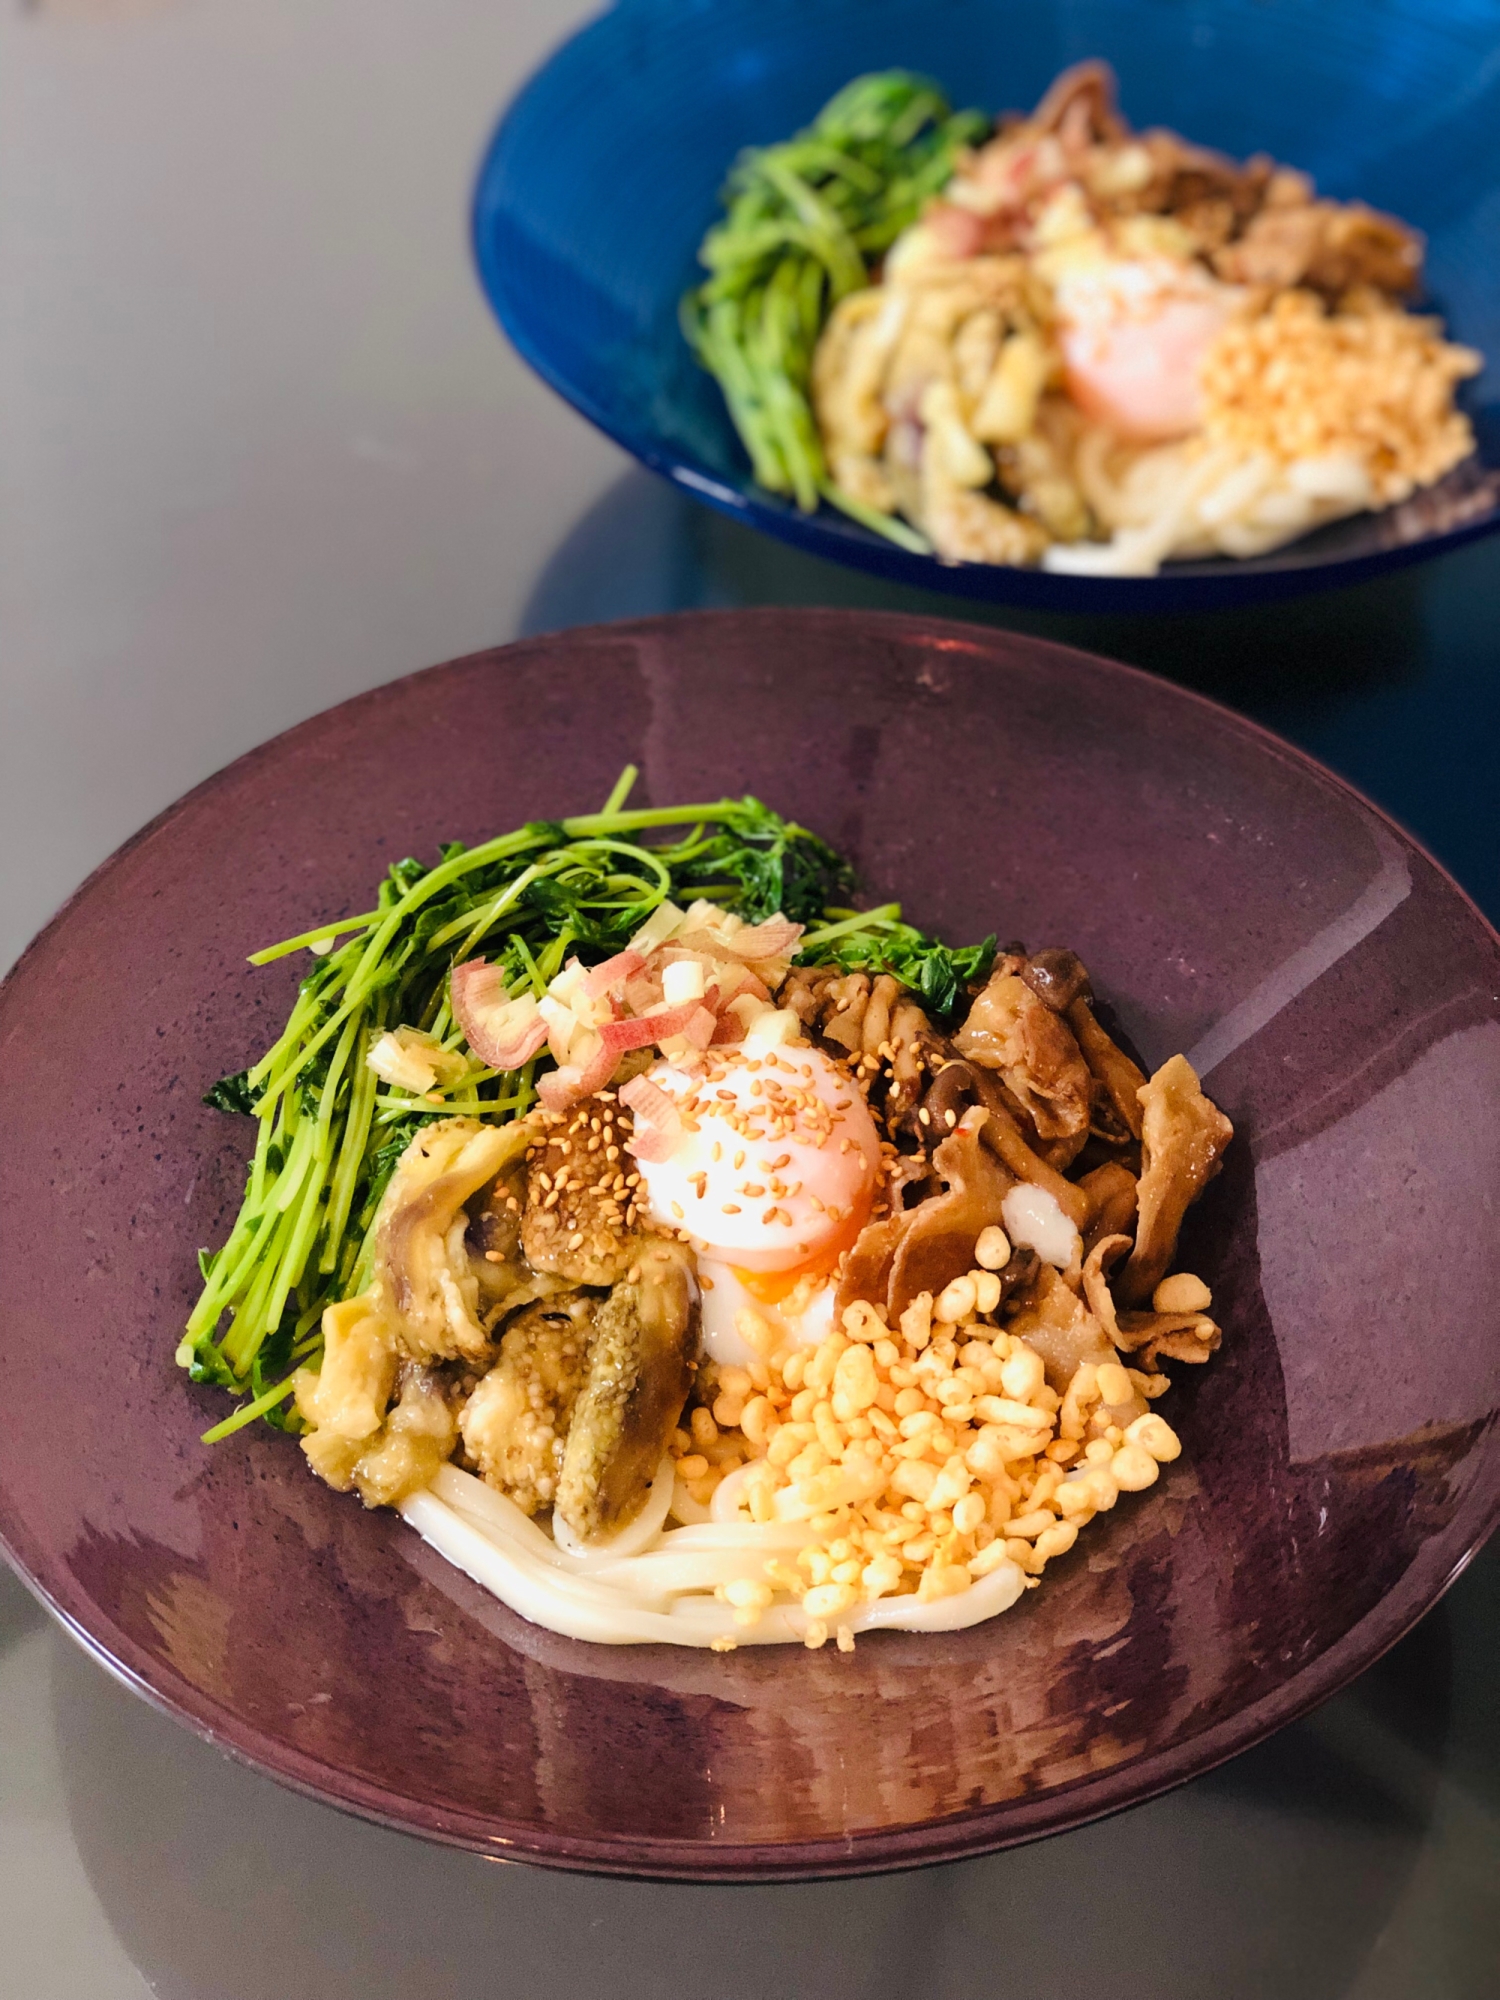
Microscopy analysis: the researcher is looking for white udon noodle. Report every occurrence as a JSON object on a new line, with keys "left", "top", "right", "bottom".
{"left": 398, "top": 1461, "right": 1028, "bottom": 1648}
{"left": 1042, "top": 434, "right": 1374, "bottom": 576}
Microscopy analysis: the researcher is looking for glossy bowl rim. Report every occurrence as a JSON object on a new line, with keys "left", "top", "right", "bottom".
{"left": 2, "top": 607, "right": 1498, "bottom": 1880}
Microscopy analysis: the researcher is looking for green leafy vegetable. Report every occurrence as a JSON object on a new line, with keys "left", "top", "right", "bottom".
{"left": 678, "top": 797, "right": 854, "bottom": 925}
{"left": 682, "top": 71, "right": 986, "bottom": 544}
{"left": 182, "top": 769, "right": 993, "bottom": 1441}
{"left": 799, "top": 914, "right": 996, "bottom": 1021}
{"left": 203, "top": 1069, "right": 258, "bottom": 1116}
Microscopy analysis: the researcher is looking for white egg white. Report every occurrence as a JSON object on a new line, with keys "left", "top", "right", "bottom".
{"left": 695, "top": 1257, "right": 839, "bottom": 1367}
{"left": 632, "top": 1043, "right": 881, "bottom": 1272}
{"left": 629, "top": 1041, "right": 881, "bottom": 1366}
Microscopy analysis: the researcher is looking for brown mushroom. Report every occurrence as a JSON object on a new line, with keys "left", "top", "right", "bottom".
{"left": 1116, "top": 1056, "right": 1234, "bottom": 1307}
{"left": 1085, "top": 1090, "right": 1136, "bottom": 1152}
{"left": 993, "top": 1245, "right": 1042, "bottom": 1312}
{"left": 920, "top": 1055, "right": 1007, "bottom": 1138}
{"left": 1080, "top": 1232, "right": 1132, "bottom": 1344}
{"left": 1132, "top": 128, "right": 1276, "bottom": 241}
{"left": 1214, "top": 197, "right": 1421, "bottom": 297}
{"left": 1005, "top": 1264, "right": 1118, "bottom": 1393}
{"left": 820, "top": 973, "right": 872, "bottom": 1053}
{"left": 779, "top": 965, "right": 835, "bottom": 1027}
{"left": 916, "top": 1056, "right": 1096, "bottom": 1224}
{"left": 955, "top": 969, "right": 1093, "bottom": 1145}
{"left": 1066, "top": 996, "right": 1148, "bottom": 1142}
{"left": 920, "top": 1051, "right": 1027, "bottom": 1146}
{"left": 977, "top": 1090, "right": 1093, "bottom": 1230}
{"left": 884, "top": 997, "right": 946, "bottom": 1142}
{"left": 1114, "top": 1309, "right": 1222, "bottom": 1369}
{"left": 1078, "top": 1160, "right": 1138, "bottom": 1253}
{"left": 1021, "top": 948, "right": 1092, "bottom": 1014}
{"left": 1028, "top": 58, "right": 1129, "bottom": 147}
{"left": 860, "top": 973, "right": 902, "bottom": 1056}
{"left": 885, "top": 1106, "right": 1016, "bottom": 1319}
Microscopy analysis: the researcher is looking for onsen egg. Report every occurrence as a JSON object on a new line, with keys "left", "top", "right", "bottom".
{"left": 630, "top": 1042, "right": 882, "bottom": 1364}
{"left": 693, "top": 1256, "right": 841, "bottom": 1366}
{"left": 632, "top": 1043, "right": 880, "bottom": 1271}
{"left": 1055, "top": 257, "right": 1239, "bottom": 443}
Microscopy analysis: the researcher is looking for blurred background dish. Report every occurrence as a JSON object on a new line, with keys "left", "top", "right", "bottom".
{"left": 473, "top": 0, "right": 1500, "bottom": 610}
{"left": 1, "top": 608, "right": 1497, "bottom": 1877}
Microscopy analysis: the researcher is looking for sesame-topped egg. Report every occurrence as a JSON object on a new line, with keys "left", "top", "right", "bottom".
{"left": 1052, "top": 254, "right": 1242, "bottom": 443}
{"left": 627, "top": 1034, "right": 883, "bottom": 1366}
{"left": 631, "top": 1040, "right": 881, "bottom": 1271}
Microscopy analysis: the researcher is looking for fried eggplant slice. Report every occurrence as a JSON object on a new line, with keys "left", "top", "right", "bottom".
{"left": 295, "top": 1293, "right": 398, "bottom": 1445}
{"left": 373, "top": 1117, "right": 532, "bottom": 1363}
{"left": 554, "top": 1239, "right": 700, "bottom": 1546}
{"left": 458, "top": 1292, "right": 597, "bottom": 1516}
{"left": 349, "top": 1366, "right": 461, "bottom": 1510}
{"left": 522, "top": 1093, "right": 643, "bottom": 1286}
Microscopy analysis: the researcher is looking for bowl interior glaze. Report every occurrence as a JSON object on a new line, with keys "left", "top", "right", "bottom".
{"left": 474, "top": 0, "right": 1500, "bottom": 611}
{"left": 1, "top": 609, "right": 1497, "bottom": 1878}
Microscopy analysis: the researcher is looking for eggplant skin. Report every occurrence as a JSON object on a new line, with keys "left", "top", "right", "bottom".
{"left": 554, "top": 1239, "right": 699, "bottom": 1545}
{"left": 458, "top": 1292, "right": 596, "bottom": 1516}
{"left": 374, "top": 1118, "right": 531, "bottom": 1364}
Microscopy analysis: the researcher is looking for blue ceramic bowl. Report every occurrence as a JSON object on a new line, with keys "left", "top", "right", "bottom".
{"left": 474, "top": 0, "right": 1500, "bottom": 611}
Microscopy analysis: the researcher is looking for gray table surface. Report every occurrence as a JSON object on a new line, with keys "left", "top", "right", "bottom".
{"left": 2, "top": 5, "right": 1496, "bottom": 1996}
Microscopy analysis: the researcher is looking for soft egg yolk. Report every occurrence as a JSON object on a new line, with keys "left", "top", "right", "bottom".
{"left": 728, "top": 1201, "right": 872, "bottom": 1304}
{"left": 1056, "top": 259, "right": 1238, "bottom": 443}
{"left": 695, "top": 1255, "right": 842, "bottom": 1365}
{"left": 631, "top": 1043, "right": 881, "bottom": 1275}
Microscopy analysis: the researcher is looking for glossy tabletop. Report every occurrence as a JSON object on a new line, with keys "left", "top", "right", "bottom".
{"left": 1, "top": 2, "right": 1496, "bottom": 1995}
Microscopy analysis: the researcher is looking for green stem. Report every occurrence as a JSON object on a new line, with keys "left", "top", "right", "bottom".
{"left": 200, "top": 1372, "right": 300, "bottom": 1444}
{"left": 222, "top": 1204, "right": 298, "bottom": 1374}
{"left": 600, "top": 764, "right": 639, "bottom": 815}
{"left": 820, "top": 481, "right": 934, "bottom": 553}
{"left": 320, "top": 1019, "right": 376, "bottom": 1270}
{"left": 248, "top": 911, "right": 381, "bottom": 967}
{"left": 800, "top": 903, "right": 903, "bottom": 949}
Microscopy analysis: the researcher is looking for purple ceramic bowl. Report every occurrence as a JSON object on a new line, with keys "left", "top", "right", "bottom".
{"left": 1, "top": 609, "right": 1497, "bottom": 1880}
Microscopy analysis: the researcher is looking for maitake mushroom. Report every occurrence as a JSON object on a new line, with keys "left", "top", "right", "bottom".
{"left": 831, "top": 946, "right": 1233, "bottom": 1402}
{"left": 954, "top": 967, "right": 1095, "bottom": 1160}
{"left": 1117, "top": 1055, "right": 1234, "bottom": 1307}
